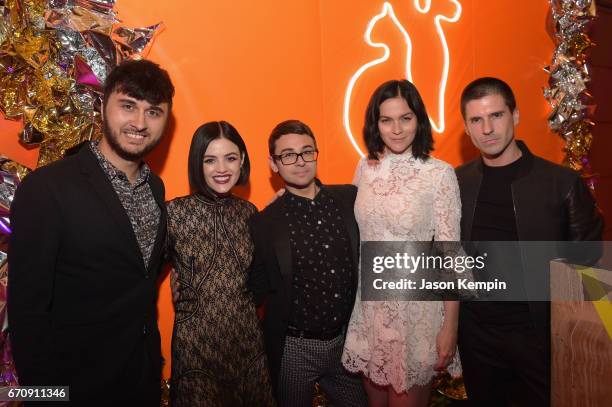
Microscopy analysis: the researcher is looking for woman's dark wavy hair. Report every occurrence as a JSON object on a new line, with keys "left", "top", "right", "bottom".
{"left": 363, "top": 79, "right": 433, "bottom": 160}
{"left": 188, "top": 121, "right": 250, "bottom": 199}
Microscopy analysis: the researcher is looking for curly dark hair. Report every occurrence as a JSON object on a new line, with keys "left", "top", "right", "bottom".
{"left": 103, "top": 59, "right": 175, "bottom": 108}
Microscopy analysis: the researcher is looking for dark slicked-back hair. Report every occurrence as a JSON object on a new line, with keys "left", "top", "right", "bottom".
{"left": 188, "top": 121, "right": 250, "bottom": 199}
{"left": 268, "top": 119, "right": 317, "bottom": 155}
{"left": 103, "top": 59, "right": 175, "bottom": 108}
{"left": 460, "top": 77, "right": 516, "bottom": 119}
{"left": 363, "top": 79, "right": 433, "bottom": 161}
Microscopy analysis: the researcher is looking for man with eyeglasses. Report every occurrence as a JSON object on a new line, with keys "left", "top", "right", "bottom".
{"left": 248, "top": 120, "right": 367, "bottom": 407}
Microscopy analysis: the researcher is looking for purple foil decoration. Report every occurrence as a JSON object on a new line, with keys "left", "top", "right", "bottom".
{"left": 0, "top": 219, "right": 9, "bottom": 235}
{"left": 74, "top": 54, "right": 102, "bottom": 88}
{"left": 0, "top": 262, "right": 17, "bottom": 387}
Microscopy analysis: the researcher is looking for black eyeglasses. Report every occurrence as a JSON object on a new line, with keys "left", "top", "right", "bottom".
{"left": 273, "top": 150, "right": 319, "bottom": 165}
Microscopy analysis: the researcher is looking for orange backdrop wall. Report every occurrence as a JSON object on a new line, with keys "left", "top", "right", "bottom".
{"left": 0, "top": 0, "right": 558, "bottom": 378}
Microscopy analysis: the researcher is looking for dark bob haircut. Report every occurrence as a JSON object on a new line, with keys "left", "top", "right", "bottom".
{"left": 363, "top": 79, "right": 433, "bottom": 160}
{"left": 188, "top": 121, "right": 250, "bottom": 199}
{"left": 268, "top": 119, "right": 317, "bottom": 156}
{"left": 103, "top": 59, "right": 175, "bottom": 108}
{"left": 460, "top": 77, "right": 516, "bottom": 119}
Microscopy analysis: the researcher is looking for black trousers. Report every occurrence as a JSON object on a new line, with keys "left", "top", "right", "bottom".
{"left": 24, "top": 342, "right": 160, "bottom": 407}
{"left": 117, "top": 339, "right": 161, "bottom": 406}
{"left": 457, "top": 310, "right": 550, "bottom": 407}
{"left": 73, "top": 340, "right": 160, "bottom": 406}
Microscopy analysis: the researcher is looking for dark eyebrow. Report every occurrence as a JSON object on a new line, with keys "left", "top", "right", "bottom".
{"left": 280, "top": 146, "right": 311, "bottom": 153}
{"left": 117, "top": 98, "right": 165, "bottom": 113}
{"left": 490, "top": 110, "right": 505, "bottom": 116}
{"left": 277, "top": 144, "right": 315, "bottom": 155}
{"left": 379, "top": 112, "right": 413, "bottom": 119}
{"left": 204, "top": 152, "right": 240, "bottom": 158}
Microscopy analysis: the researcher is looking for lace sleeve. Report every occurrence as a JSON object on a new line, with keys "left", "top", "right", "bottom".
{"left": 433, "top": 164, "right": 461, "bottom": 241}
{"left": 352, "top": 158, "right": 366, "bottom": 186}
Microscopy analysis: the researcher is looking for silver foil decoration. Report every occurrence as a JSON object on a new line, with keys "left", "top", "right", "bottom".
{"left": 543, "top": 0, "right": 597, "bottom": 182}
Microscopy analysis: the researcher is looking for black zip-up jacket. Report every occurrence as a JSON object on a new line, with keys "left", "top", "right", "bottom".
{"left": 455, "top": 140, "right": 604, "bottom": 331}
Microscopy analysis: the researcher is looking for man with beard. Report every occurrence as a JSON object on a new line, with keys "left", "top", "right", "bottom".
{"left": 8, "top": 59, "right": 174, "bottom": 405}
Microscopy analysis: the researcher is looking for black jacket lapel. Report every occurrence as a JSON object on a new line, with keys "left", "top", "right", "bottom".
{"left": 77, "top": 146, "right": 145, "bottom": 272}
{"left": 324, "top": 185, "right": 360, "bottom": 288}
{"left": 457, "top": 163, "right": 482, "bottom": 242}
{"left": 340, "top": 192, "right": 359, "bottom": 267}
{"left": 268, "top": 199, "right": 292, "bottom": 279}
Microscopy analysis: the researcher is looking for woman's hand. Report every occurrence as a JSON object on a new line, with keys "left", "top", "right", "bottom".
{"left": 435, "top": 322, "right": 457, "bottom": 371}
{"left": 266, "top": 188, "right": 286, "bottom": 205}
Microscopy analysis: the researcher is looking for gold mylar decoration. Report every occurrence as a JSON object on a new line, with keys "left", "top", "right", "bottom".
{"left": 0, "top": 0, "right": 163, "bottom": 168}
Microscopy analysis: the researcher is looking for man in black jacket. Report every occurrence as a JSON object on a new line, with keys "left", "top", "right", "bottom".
{"left": 8, "top": 60, "right": 174, "bottom": 404}
{"left": 455, "top": 77, "right": 603, "bottom": 406}
{"left": 248, "top": 120, "right": 367, "bottom": 407}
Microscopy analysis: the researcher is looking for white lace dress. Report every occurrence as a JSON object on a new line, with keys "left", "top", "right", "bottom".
{"left": 341, "top": 151, "right": 462, "bottom": 392}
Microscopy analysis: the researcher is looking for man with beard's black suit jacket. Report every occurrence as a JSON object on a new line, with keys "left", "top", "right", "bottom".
{"left": 8, "top": 60, "right": 174, "bottom": 405}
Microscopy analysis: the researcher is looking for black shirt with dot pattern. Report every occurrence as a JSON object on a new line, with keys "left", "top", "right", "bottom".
{"left": 283, "top": 188, "right": 355, "bottom": 334}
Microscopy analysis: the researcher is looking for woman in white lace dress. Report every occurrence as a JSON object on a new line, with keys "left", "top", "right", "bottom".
{"left": 342, "top": 80, "right": 461, "bottom": 406}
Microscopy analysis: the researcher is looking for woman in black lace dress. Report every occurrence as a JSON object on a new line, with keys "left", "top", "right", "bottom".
{"left": 167, "top": 121, "right": 275, "bottom": 406}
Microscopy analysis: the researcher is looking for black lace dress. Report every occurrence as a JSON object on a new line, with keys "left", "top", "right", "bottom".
{"left": 167, "top": 194, "right": 275, "bottom": 406}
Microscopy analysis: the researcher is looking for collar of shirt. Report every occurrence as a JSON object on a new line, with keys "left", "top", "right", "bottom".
{"left": 89, "top": 141, "right": 150, "bottom": 187}
{"left": 283, "top": 180, "right": 327, "bottom": 208}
